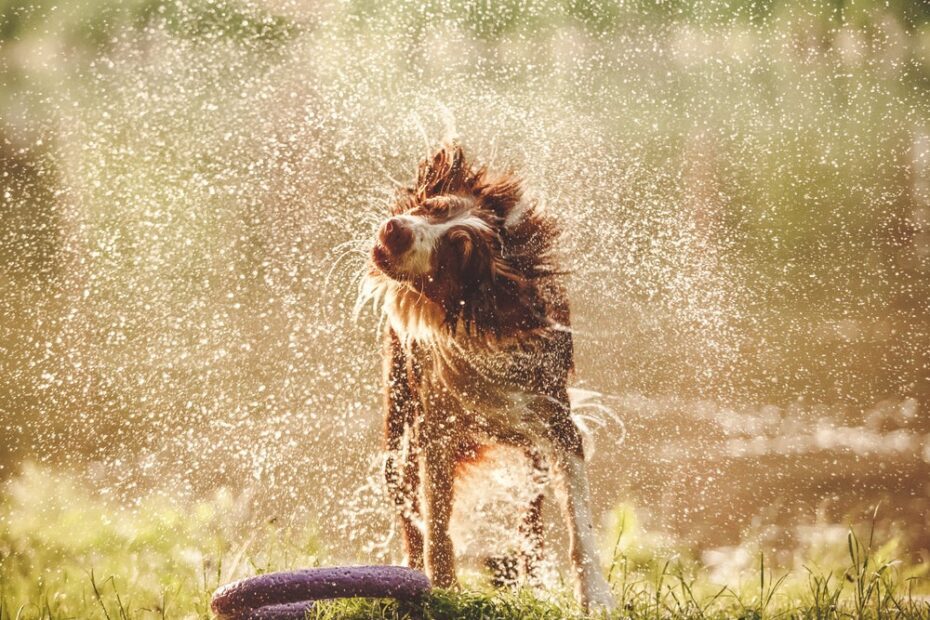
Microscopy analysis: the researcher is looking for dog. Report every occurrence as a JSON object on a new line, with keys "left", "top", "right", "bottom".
{"left": 359, "top": 142, "right": 615, "bottom": 610}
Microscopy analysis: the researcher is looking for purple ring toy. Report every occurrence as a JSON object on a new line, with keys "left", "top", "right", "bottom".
{"left": 211, "top": 566, "right": 431, "bottom": 620}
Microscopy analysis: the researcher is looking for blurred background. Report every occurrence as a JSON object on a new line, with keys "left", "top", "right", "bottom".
{"left": 1, "top": 0, "right": 929, "bottom": 584}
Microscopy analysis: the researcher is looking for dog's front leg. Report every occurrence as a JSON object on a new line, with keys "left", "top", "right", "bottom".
{"left": 552, "top": 447, "right": 615, "bottom": 611}
{"left": 542, "top": 400, "right": 615, "bottom": 612}
{"left": 383, "top": 329, "right": 425, "bottom": 570}
{"left": 422, "top": 441, "right": 457, "bottom": 588}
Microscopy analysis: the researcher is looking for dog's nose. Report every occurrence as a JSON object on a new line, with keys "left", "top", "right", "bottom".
{"left": 379, "top": 218, "right": 413, "bottom": 255}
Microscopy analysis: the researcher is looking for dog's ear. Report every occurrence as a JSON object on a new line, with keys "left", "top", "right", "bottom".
{"left": 416, "top": 142, "right": 467, "bottom": 198}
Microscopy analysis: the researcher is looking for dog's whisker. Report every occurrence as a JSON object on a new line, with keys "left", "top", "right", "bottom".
{"left": 323, "top": 248, "right": 369, "bottom": 300}
{"left": 329, "top": 238, "right": 367, "bottom": 254}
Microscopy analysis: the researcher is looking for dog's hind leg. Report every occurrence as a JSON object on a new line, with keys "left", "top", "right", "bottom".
{"left": 486, "top": 450, "right": 545, "bottom": 589}
{"left": 518, "top": 450, "right": 547, "bottom": 584}
{"left": 422, "top": 440, "right": 457, "bottom": 588}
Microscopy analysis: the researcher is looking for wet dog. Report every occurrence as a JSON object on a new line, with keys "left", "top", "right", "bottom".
{"left": 359, "top": 142, "right": 614, "bottom": 610}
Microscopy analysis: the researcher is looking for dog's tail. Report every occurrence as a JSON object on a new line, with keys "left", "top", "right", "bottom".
{"left": 568, "top": 387, "right": 626, "bottom": 459}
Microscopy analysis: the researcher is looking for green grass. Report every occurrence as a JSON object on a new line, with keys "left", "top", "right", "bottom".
{"left": 1, "top": 466, "right": 927, "bottom": 619}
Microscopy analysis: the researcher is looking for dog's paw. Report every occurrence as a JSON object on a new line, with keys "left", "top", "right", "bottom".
{"left": 484, "top": 554, "right": 520, "bottom": 589}
{"left": 578, "top": 573, "right": 616, "bottom": 614}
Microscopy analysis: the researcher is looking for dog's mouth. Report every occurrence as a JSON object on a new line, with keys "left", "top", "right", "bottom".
{"left": 371, "top": 242, "right": 403, "bottom": 280}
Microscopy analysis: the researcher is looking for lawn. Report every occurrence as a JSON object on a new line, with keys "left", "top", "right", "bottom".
{"left": 1, "top": 466, "right": 927, "bottom": 619}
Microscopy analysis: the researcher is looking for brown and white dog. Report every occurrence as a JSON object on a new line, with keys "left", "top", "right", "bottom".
{"left": 360, "top": 142, "right": 614, "bottom": 610}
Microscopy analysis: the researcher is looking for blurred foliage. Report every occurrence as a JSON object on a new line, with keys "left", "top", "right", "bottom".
{"left": 2, "top": 0, "right": 930, "bottom": 50}
{"left": 338, "top": 0, "right": 930, "bottom": 36}
{"left": 0, "top": 466, "right": 926, "bottom": 618}
{"left": 0, "top": 0, "right": 296, "bottom": 47}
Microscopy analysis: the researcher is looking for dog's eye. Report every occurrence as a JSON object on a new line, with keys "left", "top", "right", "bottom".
{"left": 448, "top": 230, "right": 473, "bottom": 260}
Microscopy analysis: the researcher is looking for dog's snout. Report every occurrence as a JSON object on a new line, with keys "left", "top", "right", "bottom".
{"left": 379, "top": 217, "right": 413, "bottom": 255}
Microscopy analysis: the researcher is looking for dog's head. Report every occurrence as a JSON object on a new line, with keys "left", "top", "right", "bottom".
{"left": 363, "top": 143, "right": 561, "bottom": 340}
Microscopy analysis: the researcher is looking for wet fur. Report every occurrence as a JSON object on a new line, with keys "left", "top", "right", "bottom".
{"left": 363, "top": 143, "right": 614, "bottom": 610}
